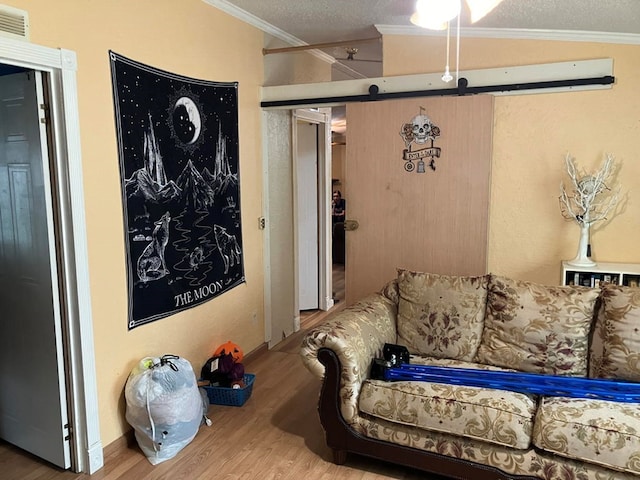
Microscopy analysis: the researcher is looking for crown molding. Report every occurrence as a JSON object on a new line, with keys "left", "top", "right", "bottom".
{"left": 203, "top": 0, "right": 338, "bottom": 65}
{"left": 203, "top": 0, "right": 302, "bottom": 46}
{"left": 375, "top": 24, "right": 640, "bottom": 45}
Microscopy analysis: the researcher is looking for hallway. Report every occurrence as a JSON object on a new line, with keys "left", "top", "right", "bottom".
{"left": 300, "top": 263, "right": 344, "bottom": 327}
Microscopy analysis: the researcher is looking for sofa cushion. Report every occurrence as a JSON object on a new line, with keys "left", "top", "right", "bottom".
{"left": 359, "top": 357, "right": 537, "bottom": 450}
{"left": 533, "top": 396, "right": 640, "bottom": 475}
{"left": 476, "top": 275, "right": 599, "bottom": 376}
{"left": 396, "top": 270, "right": 488, "bottom": 362}
{"left": 358, "top": 413, "right": 635, "bottom": 480}
{"left": 598, "top": 284, "right": 640, "bottom": 381}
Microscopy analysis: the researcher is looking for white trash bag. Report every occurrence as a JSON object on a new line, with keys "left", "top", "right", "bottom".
{"left": 125, "top": 354, "right": 210, "bottom": 465}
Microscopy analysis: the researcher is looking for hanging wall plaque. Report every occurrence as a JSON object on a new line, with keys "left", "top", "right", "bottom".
{"left": 400, "top": 107, "right": 442, "bottom": 172}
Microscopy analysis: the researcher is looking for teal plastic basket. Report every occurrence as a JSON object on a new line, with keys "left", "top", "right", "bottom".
{"left": 203, "top": 373, "right": 255, "bottom": 406}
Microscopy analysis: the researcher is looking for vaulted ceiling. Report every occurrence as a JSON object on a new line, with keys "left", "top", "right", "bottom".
{"left": 209, "top": 0, "right": 640, "bottom": 79}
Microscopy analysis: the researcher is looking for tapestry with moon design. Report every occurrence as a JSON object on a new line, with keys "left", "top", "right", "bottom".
{"left": 109, "top": 51, "right": 245, "bottom": 329}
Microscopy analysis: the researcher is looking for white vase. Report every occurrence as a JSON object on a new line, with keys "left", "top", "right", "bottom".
{"left": 567, "top": 223, "right": 596, "bottom": 267}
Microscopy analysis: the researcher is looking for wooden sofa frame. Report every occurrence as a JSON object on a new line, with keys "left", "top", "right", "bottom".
{"left": 317, "top": 347, "right": 540, "bottom": 480}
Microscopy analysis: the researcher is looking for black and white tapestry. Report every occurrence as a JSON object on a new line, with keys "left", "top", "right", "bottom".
{"left": 109, "top": 52, "right": 244, "bottom": 329}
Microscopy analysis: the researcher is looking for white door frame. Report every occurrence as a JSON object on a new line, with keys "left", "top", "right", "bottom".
{"left": 292, "top": 108, "right": 332, "bottom": 328}
{"left": 0, "top": 37, "right": 103, "bottom": 473}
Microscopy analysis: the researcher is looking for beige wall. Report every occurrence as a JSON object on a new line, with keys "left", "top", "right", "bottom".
{"left": 383, "top": 35, "right": 640, "bottom": 284}
{"left": 8, "top": 0, "right": 266, "bottom": 446}
{"left": 264, "top": 34, "right": 332, "bottom": 86}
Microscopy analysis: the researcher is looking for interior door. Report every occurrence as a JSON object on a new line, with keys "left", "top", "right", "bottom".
{"left": 296, "top": 120, "right": 319, "bottom": 310}
{"left": 345, "top": 95, "right": 494, "bottom": 304}
{"left": 0, "top": 70, "right": 71, "bottom": 468}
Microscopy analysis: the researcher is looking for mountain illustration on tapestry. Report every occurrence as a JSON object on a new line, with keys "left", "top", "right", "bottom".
{"left": 125, "top": 117, "right": 237, "bottom": 211}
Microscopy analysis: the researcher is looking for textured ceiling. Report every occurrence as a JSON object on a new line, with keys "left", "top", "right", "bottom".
{"left": 213, "top": 0, "right": 640, "bottom": 135}
{"left": 218, "top": 0, "right": 640, "bottom": 79}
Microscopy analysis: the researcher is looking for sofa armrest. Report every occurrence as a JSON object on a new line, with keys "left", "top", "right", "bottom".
{"left": 300, "top": 292, "right": 398, "bottom": 424}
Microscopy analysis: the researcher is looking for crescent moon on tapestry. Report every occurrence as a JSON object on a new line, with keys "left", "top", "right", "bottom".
{"left": 173, "top": 96, "right": 201, "bottom": 144}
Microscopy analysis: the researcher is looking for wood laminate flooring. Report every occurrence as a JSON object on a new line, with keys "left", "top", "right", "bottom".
{"left": 1, "top": 263, "right": 446, "bottom": 479}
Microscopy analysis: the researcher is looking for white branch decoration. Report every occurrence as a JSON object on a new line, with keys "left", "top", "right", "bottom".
{"left": 559, "top": 153, "right": 621, "bottom": 267}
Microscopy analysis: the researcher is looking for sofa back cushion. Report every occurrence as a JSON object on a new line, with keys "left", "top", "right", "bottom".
{"left": 396, "top": 270, "right": 488, "bottom": 361}
{"left": 476, "top": 275, "right": 599, "bottom": 376}
{"left": 597, "top": 284, "right": 640, "bottom": 381}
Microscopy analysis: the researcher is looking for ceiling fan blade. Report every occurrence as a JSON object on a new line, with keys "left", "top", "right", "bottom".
{"left": 466, "top": 0, "right": 504, "bottom": 23}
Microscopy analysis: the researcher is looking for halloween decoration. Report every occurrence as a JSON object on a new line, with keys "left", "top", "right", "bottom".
{"left": 400, "top": 106, "right": 442, "bottom": 173}
{"left": 201, "top": 341, "right": 245, "bottom": 388}
{"left": 213, "top": 340, "right": 244, "bottom": 363}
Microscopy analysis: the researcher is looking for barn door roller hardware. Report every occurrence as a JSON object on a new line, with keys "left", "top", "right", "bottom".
{"left": 261, "top": 59, "right": 615, "bottom": 109}
{"left": 261, "top": 75, "right": 615, "bottom": 109}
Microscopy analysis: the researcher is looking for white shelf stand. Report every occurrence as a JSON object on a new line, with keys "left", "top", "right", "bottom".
{"left": 561, "top": 261, "right": 640, "bottom": 288}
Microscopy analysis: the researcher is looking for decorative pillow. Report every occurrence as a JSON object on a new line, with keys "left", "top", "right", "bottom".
{"left": 396, "top": 269, "right": 488, "bottom": 361}
{"left": 598, "top": 284, "right": 640, "bottom": 381}
{"left": 476, "top": 274, "right": 599, "bottom": 376}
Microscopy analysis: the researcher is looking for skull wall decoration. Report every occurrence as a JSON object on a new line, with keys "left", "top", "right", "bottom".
{"left": 411, "top": 114, "right": 433, "bottom": 144}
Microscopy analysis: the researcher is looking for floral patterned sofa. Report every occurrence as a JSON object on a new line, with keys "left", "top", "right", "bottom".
{"left": 301, "top": 270, "right": 640, "bottom": 480}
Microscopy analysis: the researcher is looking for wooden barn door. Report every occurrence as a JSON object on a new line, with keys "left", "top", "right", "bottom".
{"left": 345, "top": 95, "right": 493, "bottom": 304}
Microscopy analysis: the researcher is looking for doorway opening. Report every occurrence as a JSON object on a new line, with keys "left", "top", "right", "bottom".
{"left": 262, "top": 106, "right": 347, "bottom": 345}
{"left": 292, "top": 109, "right": 333, "bottom": 329}
{"left": 330, "top": 105, "right": 347, "bottom": 308}
{"left": 294, "top": 107, "right": 348, "bottom": 327}
{"left": 0, "top": 38, "right": 102, "bottom": 474}
{"left": 0, "top": 66, "right": 75, "bottom": 469}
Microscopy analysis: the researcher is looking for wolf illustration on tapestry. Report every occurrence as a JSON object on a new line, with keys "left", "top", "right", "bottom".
{"left": 214, "top": 225, "right": 241, "bottom": 274}
{"left": 136, "top": 212, "right": 171, "bottom": 283}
